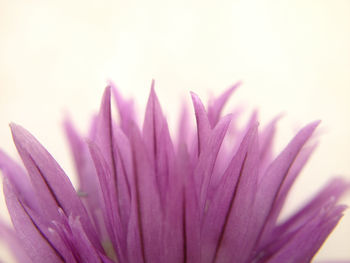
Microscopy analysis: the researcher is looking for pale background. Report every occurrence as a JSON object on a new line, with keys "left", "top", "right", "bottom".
{"left": 0, "top": 0, "right": 349, "bottom": 261}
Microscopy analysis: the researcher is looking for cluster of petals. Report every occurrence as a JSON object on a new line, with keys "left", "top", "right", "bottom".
{"left": 0, "top": 81, "right": 348, "bottom": 263}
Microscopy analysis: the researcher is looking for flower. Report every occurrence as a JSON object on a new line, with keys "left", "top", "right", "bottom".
{"left": 0, "top": 81, "right": 348, "bottom": 263}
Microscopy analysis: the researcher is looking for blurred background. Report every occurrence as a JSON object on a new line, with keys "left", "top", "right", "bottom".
{"left": 0, "top": 0, "right": 349, "bottom": 261}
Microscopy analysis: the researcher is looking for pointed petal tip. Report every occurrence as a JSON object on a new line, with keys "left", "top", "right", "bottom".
{"left": 297, "top": 120, "right": 321, "bottom": 138}
{"left": 230, "top": 81, "right": 242, "bottom": 91}
{"left": 235, "top": 80, "right": 243, "bottom": 86}
{"left": 147, "top": 79, "right": 157, "bottom": 100}
{"left": 273, "top": 112, "right": 286, "bottom": 122}
{"left": 189, "top": 91, "right": 196, "bottom": 100}
{"left": 310, "top": 119, "right": 321, "bottom": 127}
{"left": 190, "top": 91, "right": 201, "bottom": 104}
{"left": 104, "top": 85, "right": 112, "bottom": 96}
{"left": 150, "top": 79, "right": 156, "bottom": 93}
{"left": 9, "top": 123, "right": 25, "bottom": 138}
{"left": 109, "top": 81, "right": 123, "bottom": 103}
{"left": 9, "top": 123, "right": 33, "bottom": 147}
{"left": 107, "top": 80, "right": 127, "bottom": 102}
{"left": 62, "top": 111, "right": 74, "bottom": 127}
{"left": 106, "top": 79, "right": 115, "bottom": 87}
{"left": 222, "top": 81, "right": 242, "bottom": 99}
{"left": 9, "top": 122, "right": 18, "bottom": 129}
{"left": 215, "top": 113, "right": 233, "bottom": 129}
{"left": 145, "top": 80, "right": 162, "bottom": 109}
{"left": 98, "top": 85, "right": 112, "bottom": 113}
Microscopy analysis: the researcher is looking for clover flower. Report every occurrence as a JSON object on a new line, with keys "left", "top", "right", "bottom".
{"left": 0, "top": 81, "right": 348, "bottom": 263}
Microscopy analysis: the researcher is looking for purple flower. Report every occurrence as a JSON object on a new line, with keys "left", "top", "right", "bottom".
{"left": 0, "top": 81, "right": 348, "bottom": 263}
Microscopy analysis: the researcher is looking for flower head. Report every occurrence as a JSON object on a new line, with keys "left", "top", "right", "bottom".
{"left": 0, "top": 81, "right": 348, "bottom": 263}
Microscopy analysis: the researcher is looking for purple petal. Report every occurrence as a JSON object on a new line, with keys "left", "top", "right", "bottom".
{"left": 109, "top": 81, "right": 136, "bottom": 134}
{"left": 253, "top": 121, "right": 320, "bottom": 247}
{"left": 261, "top": 203, "right": 346, "bottom": 262}
{"left": 10, "top": 123, "right": 102, "bottom": 253}
{"left": 142, "top": 81, "right": 175, "bottom": 199}
{"left": 201, "top": 124, "right": 258, "bottom": 263}
{"left": 176, "top": 102, "right": 192, "bottom": 150}
{"left": 195, "top": 114, "right": 232, "bottom": 212}
{"left": 112, "top": 127, "right": 133, "bottom": 226}
{"left": 63, "top": 118, "right": 103, "bottom": 237}
{"left": 0, "top": 150, "right": 38, "bottom": 211}
{"left": 128, "top": 123, "right": 163, "bottom": 263}
{"left": 94, "top": 86, "right": 133, "bottom": 231}
{"left": 68, "top": 216, "right": 110, "bottom": 263}
{"left": 177, "top": 144, "right": 201, "bottom": 262}
{"left": 257, "top": 143, "right": 318, "bottom": 247}
{"left": 0, "top": 220, "right": 31, "bottom": 263}
{"left": 191, "top": 92, "right": 211, "bottom": 155}
{"left": 3, "top": 178, "right": 64, "bottom": 263}
{"left": 259, "top": 115, "right": 283, "bottom": 172}
{"left": 207, "top": 82, "right": 241, "bottom": 127}
{"left": 274, "top": 178, "right": 350, "bottom": 238}
{"left": 208, "top": 124, "right": 260, "bottom": 263}
{"left": 93, "top": 86, "right": 117, "bottom": 184}
{"left": 88, "top": 141, "right": 126, "bottom": 262}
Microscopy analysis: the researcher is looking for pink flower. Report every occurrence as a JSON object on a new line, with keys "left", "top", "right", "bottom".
{"left": 0, "top": 81, "right": 348, "bottom": 262}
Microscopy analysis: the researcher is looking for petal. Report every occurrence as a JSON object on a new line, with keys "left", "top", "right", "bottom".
{"left": 259, "top": 115, "right": 283, "bottom": 172}
{"left": 176, "top": 102, "right": 193, "bottom": 151}
{"left": 253, "top": 121, "right": 320, "bottom": 247}
{"left": 128, "top": 123, "right": 163, "bottom": 263}
{"left": 10, "top": 123, "right": 102, "bottom": 252}
{"left": 93, "top": 86, "right": 117, "bottom": 183}
{"left": 0, "top": 150, "right": 38, "bottom": 211}
{"left": 0, "top": 220, "right": 31, "bottom": 263}
{"left": 195, "top": 114, "right": 232, "bottom": 211}
{"left": 257, "top": 143, "right": 318, "bottom": 247}
{"left": 207, "top": 82, "right": 241, "bottom": 127}
{"left": 88, "top": 141, "right": 126, "bottom": 262}
{"left": 68, "top": 216, "right": 108, "bottom": 263}
{"left": 191, "top": 91, "right": 211, "bottom": 155}
{"left": 142, "top": 81, "right": 175, "bottom": 199}
{"left": 63, "top": 118, "right": 103, "bottom": 235}
{"left": 3, "top": 178, "right": 64, "bottom": 263}
{"left": 113, "top": 127, "right": 133, "bottom": 225}
{"left": 201, "top": 125, "right": 258, "bottom": 263}
{"left": 113, "top": 127, "right": 133, "bottom": 226}
{"left": 274, "top": 178, "right": 350, "bottom": 238}
{"left": 94, "top": 86, "right": 134, "bottom": 231}
{"left": 178, "top": 144, "right": 201, "bottom": 262}
{"left": 209, "top": 124, "right": 260, "bottom": 263}
{"left": 260, "top": 203, "right": 347, "bottom": 263}
{"left": 110, "top": 81, "right": 136, "bottom": 134}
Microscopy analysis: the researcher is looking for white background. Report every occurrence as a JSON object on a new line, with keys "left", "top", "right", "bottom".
{"left": 0, "top": 0, "right": 349, "bottom": 261}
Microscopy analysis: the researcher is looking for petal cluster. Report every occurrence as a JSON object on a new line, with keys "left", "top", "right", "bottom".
{"left": 0, "top": 81, "right": 348, "bottom": 263}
